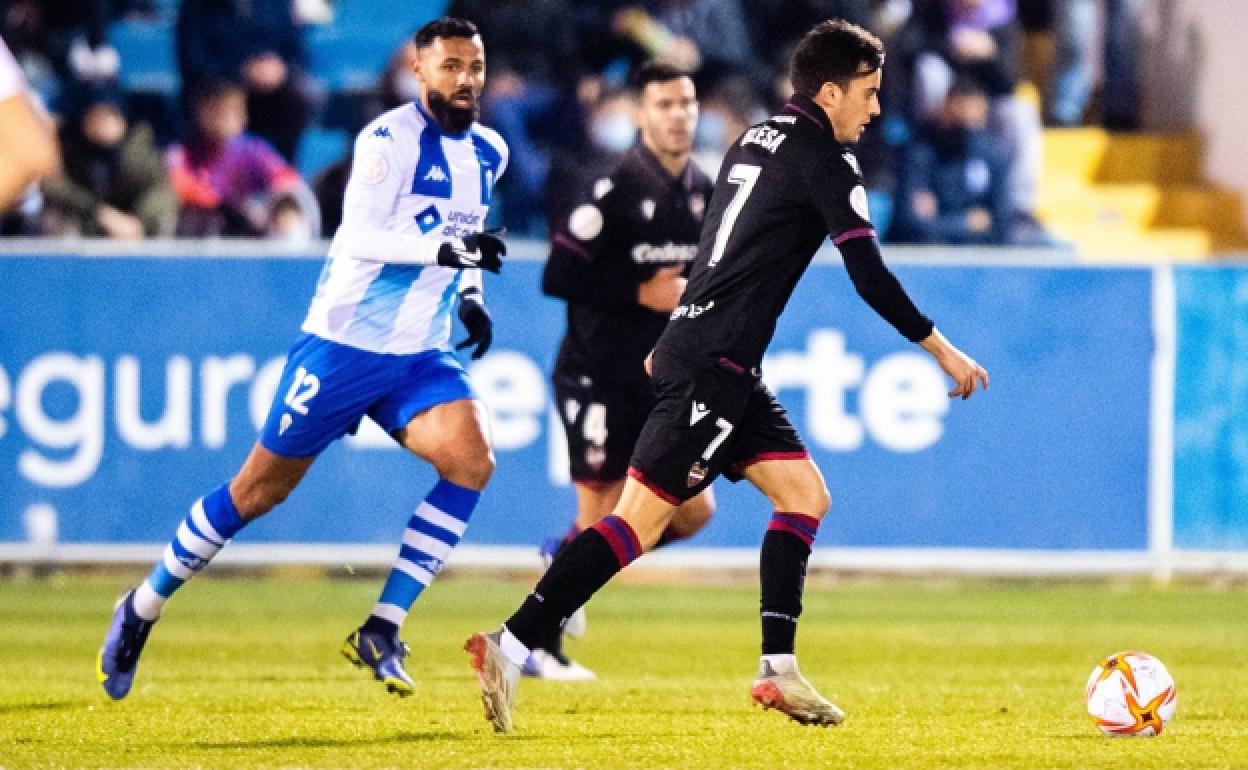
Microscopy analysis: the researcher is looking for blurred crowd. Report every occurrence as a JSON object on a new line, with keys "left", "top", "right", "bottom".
{"left": 0, "top": 0, "right": 1146, "bottom": 246}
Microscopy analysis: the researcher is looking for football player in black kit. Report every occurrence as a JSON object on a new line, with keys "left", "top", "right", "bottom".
{"left": 528, "top": 61, "right": 716, "bottom": 681}
{"left": 468, "top": 19, "right": 989, "bottom": 732}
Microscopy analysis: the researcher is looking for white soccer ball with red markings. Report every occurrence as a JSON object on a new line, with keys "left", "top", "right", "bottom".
{"left": 1084, "top": 651, "right": 1178, "bottom": 736}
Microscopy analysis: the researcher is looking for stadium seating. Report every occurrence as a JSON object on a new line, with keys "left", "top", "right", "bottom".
{"left": 297, "top": 125, "right": 350, "bottom": 181}
{"left": 332, "top": 0, "right": 448, "bottom": 31}
{"left": 110, "top": 19, "right": 178, "bottom": 95}
{"left": 107, "top": 0, "right": 450, "bottom": 180}
{"left": 305, "top": 26, "right": 407, "bottom": 94}
{"left": 1037, "top": 128, "right": 1248, "bottom": 259}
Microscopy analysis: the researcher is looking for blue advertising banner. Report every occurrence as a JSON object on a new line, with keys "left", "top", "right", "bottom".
{"left": 1, "top": 252, "right": 1152, "bottom": 549}
{"left": 1173, "top": 266, "right": 1248, "bottom": 550}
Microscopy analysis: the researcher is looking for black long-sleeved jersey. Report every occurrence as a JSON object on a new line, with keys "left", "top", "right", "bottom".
{"left": 543, "top": 142, "right": 714, "bottom": 386}
{"left": 655, "top": 93, "right": 934, "bottom": 374}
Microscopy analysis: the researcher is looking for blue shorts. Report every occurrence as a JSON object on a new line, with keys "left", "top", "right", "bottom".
{"left": 260, "top": 334, "right": 475, "bottom": 458}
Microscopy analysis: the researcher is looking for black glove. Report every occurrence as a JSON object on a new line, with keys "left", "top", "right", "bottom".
{"left": 436, "top": 231, "right": 506, "bottom": 273}
{"left": 455, "top": 287, "right": 493, "bottom": 359}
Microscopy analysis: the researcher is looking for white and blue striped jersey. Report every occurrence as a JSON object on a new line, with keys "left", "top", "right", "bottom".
{"left": 302, "top": 102, "right": 508, "bottom": 354}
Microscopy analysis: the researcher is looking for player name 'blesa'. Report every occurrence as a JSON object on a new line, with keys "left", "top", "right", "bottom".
{"left": 740, "top": 125, "right": 787, "bottom": 154}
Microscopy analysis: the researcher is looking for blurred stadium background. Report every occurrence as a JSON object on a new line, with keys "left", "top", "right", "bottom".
{"left": 5, "top": 4, "right": 1248, "bottom": 768}
{"left": 3, "top": 0, "right": 1248, "bottom": 579}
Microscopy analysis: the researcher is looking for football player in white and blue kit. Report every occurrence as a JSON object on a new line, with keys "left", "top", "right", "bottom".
{"left": 99, "top": 17, "right": 509, "bottom": 700}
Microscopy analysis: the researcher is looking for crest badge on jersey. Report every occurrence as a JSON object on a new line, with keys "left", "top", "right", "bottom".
{"left": 568, "top": 203, "right": 604, "bottom": 241}
{"left": 690, "top": 193, "right": 705, "bottom": 219}
{"left": 586, "top": 445, "right": 606, "bottom": 471}
{"left": 686, "top": 461, "right": 708, "bottom": 488}
{"left": 641, "top": 199, "right": 656, "bottom": 220}
{"left": 359, "top": 151, "right": 389, "bottom": 186}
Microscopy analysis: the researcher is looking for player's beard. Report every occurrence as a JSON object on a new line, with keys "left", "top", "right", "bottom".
{"left": 427, "top": 88, "right": 478, "bottom": 134}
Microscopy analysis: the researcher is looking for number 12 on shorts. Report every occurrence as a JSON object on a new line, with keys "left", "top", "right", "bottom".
{"left": 283, "top": 366, "right": 320, "bottom": 416}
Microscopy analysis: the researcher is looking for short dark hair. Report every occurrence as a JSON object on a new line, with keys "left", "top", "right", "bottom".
{"left": 413, "top": 17, "right": 479, "bottom": 49}
{"left": 190, "top": 77, "right": 244, "bottom": 108}
{"left": 790, "top": 19, "right": 884, "bottom": 98}
{"left": 634, "top": 61, "right": 692, "bottom": 92}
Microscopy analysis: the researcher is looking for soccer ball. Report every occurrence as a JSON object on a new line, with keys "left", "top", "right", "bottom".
{"left": 1084, "top": 651, "right": 1178, "bottom": 736}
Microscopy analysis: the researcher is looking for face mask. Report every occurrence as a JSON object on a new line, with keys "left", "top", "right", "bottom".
{"left": 592, "top": 113, "right": 636, "bottom": 153}
{"left": 279, "top": 227, "right": 312, "bottom": 248}
{"left": 694, "top": 110, "right": 728, "bottom": 150}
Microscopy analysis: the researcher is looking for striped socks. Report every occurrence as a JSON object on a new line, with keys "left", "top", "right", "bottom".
{"left": 365, "top": 479, "right": 480, "bottom": 633}
{"left": 760, "top": 511, "right": 821, "bottom": 655}
{"left": 504, "top": 514, "right": 641, "bottom": 653}
{"left": 132, "top": 484, "right": 246, "bottom": 621}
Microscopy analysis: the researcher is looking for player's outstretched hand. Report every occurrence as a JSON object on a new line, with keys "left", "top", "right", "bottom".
{"left": 437, "top": 231, "right": 506, "bottom": 273}
{"left": 938, "top": 348, "right": 989, "bottom": 400}
{"left": 919, "top": 328, "right": 989, "bottom": 400}
{"left": 455, "top": 288, "right": 493, "bottom": 359}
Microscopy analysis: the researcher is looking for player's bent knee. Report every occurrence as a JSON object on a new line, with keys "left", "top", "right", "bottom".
{"left": 772, "top": 483, "right": 830, "bottom": 520}
{"left": 676, "top": 495, "right": 715, "bottom": 533}
{"left": 807, "top": 485, "right": 832, "bottom": 519}
{"left": 433, "top": 446, "right": 495, "bottom": 490}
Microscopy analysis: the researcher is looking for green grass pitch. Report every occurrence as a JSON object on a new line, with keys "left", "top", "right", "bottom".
{"left": 2, "top": 573, "right": 1246, "bottom": 769}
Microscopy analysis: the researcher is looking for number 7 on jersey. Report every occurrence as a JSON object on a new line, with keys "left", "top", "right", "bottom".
{"left": 708, "top": 163, "right": 761, "bottom": 268}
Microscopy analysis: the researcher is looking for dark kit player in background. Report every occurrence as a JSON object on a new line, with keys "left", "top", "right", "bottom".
{"left": 468, "top": 19, "right": 989, "bottom": 732}
{"left": 533, "top": 61, "right": 716, "bottom": 681}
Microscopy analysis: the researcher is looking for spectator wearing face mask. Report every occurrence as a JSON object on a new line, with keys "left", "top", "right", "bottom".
{"left": 176, "top": 0, "right": 312, "bottom": 163}
{"left": 690, "top": 75, "right": 763, "bottom": 176}
{"left": 312, "top": 37, "right": 423, "bottom": 238}
{"left": 889, "top": 76, "right": 1011, "bottom": 244}
{"left": 40, "top": 83, "right": 176, "bottom": 238}
{"left": 448, "top": 0, "right": 585, "bottom": 233}
{"left": 903, "top": 0, "right": 1045, "bottom": 241}
{"left": 544, "top": 88, "right": 636, "bottom": 234}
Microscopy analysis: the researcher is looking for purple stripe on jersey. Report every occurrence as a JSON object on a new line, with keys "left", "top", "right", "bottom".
{"left": 767, "top": 512, "right": 821, "bottom": 548}
{"left": 833, "top": 227, "right": 876, "bottom": 245}
{"left": 785, "top": 101, "right": 825, "bottom": 129}
{"left": 592, "top": 515, "right": 642, "bottom": 568}
{"left": 552, "top": 231, "right": 594, "bottom": 261}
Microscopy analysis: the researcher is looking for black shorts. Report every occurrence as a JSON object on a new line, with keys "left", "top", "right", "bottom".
{"left": 628, "top": 352, "right": 808, "bottom": 504}
{"left": 553, "top": 372, "right": 656, "bottom": 484}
